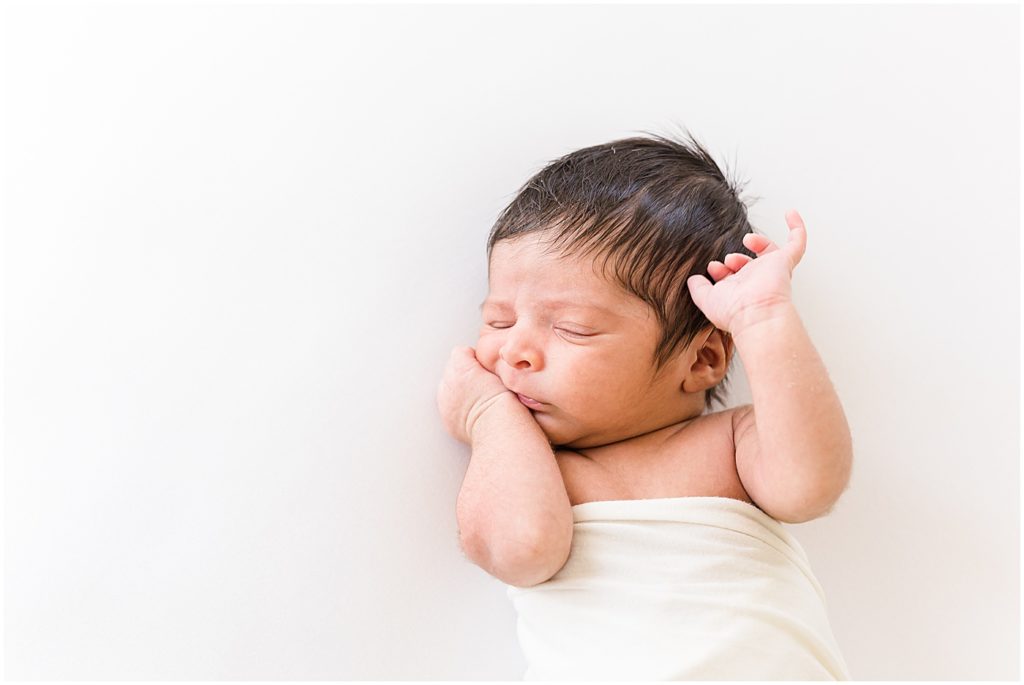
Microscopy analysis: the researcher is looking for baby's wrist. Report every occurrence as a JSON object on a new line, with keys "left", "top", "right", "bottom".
{"left": 467, "top": 391, "right": 521, "bottom": 445}
{"left": 730, "top": 302, "right": 797, "bottom": 341}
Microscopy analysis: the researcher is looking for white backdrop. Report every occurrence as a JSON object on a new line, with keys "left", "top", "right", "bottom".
{"left": 2, "top": 2, "right": 1019, "bottom": 680}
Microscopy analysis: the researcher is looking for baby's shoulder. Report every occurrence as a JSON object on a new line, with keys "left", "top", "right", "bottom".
{"left": 552, "top": 405, "right": 755, "bottom": 507}
{"left": 693, "top": 404, "right": 747, "bottom": 433}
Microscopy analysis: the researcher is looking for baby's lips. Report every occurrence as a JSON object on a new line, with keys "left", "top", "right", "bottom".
{"left": 514, "top": 393, "right": 547, "bottom": 410}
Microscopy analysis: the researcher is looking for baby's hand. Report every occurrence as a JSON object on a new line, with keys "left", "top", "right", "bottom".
{"left": 436, "top": 346, "right": 515, "bottom": 445}
{"left": 686, "top": 209, "right": 807, "bottom": 335}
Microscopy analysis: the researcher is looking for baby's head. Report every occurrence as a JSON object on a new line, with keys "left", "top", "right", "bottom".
{"left": 476, "top": 128, "right": 759, "bottom": 449}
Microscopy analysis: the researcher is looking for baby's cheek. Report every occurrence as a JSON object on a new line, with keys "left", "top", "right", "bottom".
{"left": 474, "top": 339, "right": 499, "bottom": 374}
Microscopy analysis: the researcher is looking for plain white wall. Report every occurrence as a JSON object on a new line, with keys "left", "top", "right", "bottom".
{"left": 2, "top": 2, "right": 1019, "bottom": 680}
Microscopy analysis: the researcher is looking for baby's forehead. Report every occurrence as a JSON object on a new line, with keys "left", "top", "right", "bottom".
{"left": 486, "top": 235, "right": 652, "bottom": 309}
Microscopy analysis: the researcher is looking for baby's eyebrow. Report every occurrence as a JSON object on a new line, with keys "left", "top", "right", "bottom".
{"left": 479, "top": 298, "right": 617, "bottom": 316}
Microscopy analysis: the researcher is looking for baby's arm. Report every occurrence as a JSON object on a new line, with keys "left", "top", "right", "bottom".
{"left": 731, "top": 304, "right": 853, "bottom": 523}
{"left": 456, "top": 392, "right": 573, "bottom": 587}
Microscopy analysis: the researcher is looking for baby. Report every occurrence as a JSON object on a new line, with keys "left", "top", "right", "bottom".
{"left": 437, "top": 130, "right": 853, "bottom": 679}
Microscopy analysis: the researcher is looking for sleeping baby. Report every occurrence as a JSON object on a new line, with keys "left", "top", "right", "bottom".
{"left": 436, "top": 128, "right": 853, "bottom": 680}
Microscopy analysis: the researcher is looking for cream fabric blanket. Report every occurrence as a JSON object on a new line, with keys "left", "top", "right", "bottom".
{"left": 506, "top": 496, "right": 851, "bottom": 680}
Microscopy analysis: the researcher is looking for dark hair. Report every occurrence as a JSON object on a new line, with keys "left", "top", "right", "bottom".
{"left": 485, "top": 126, "right": 762, "bottom": 412}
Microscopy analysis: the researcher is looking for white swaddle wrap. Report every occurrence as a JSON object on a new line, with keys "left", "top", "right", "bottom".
{"left": 506, "top": 496, "right": 850, "bottom": 681}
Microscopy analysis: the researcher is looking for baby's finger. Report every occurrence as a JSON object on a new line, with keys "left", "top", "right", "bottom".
{"left": 723, "top": 253, "right": 753, "bottom": 271}
{"left": 784, "top": 209, "right": 807, "bottom": 265}
{"left": 743, "top": 232, "right": 775, "bottom": 254}
{"left": 707, "top": 260, "right": 733, "bottom": 281}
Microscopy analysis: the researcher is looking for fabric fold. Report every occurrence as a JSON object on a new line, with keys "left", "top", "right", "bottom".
{"left": 506, "top": 496, "right": 851, "bottom": 681}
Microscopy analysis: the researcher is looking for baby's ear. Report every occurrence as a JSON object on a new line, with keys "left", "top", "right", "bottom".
{"left": 699, "top": 329, "right": 733, "bottom": 375}
{"left": 683, "top": 331, "right": 732, "bottom": 393}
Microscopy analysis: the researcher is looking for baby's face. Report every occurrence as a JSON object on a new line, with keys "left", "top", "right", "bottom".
{"left": 477, "top": 234, "right": 704, "bottom": 449}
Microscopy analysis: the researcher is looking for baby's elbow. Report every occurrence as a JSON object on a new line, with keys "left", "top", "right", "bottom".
{"left": 782, "top": 482, "right": 850, "bottom": 524}
{"left": 503, "top": 534, "right": 572, "bottom": 588}
{"left": 460, "top": 522, "right": 573, "bottom": 588}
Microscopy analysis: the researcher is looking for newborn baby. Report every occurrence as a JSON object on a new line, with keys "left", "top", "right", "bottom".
{"left": 437, "top": 129, "right": 853, "bottom": 680}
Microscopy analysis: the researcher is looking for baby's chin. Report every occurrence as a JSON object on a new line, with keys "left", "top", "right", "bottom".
{"left": 531, "top": 412, "right": 593, "bottom": 450}
{"left": 528, "top": 411, "right": 567, "bottom": 444}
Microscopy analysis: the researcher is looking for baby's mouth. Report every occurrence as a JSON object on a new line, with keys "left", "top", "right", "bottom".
{"left": 516, "top": 393, "right": 545, "bottom": 409}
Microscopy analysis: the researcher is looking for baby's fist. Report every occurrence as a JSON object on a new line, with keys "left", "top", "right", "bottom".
{"left": 436, "top": 346, "right": 513, "bottom": 445}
